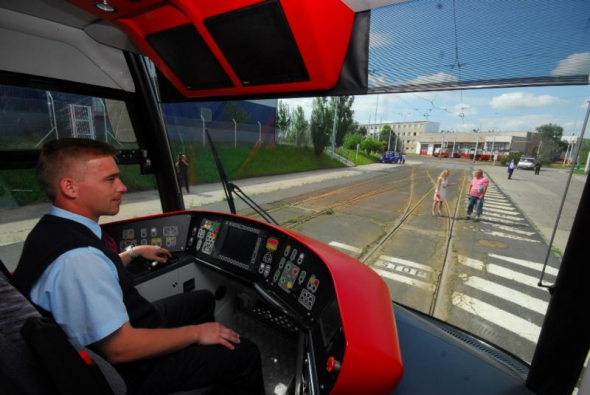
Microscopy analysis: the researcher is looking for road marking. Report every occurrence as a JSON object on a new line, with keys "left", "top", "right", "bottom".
{"left": 466, "top": 197, "right": 510, "bottom": 205}
{"left": 484, "top": 204, "right": 516, "bottom": 211}
{"left": 329, "top": 241, "right": 362, "bottom": 254}
{"left": 375, "top": 260, "right": 431, "bottom": 279}
{"left": 458, "top": 255, "right": 484, "bottom": 270}
{"left": 483, "top": 206, "right": 519, "bottom": 215}
{"left": 481, "top": 229, "right": 540, "bottom": 243}
{"left": 458, "top": 256, "right": 544, "bottom": 288}
{"left": 479, "top": 217, "right": 527, "bottom": 226}
{"left": 462, "top": 276, "right": 549, "bottom": 315}
{"left": 373, "top": 268, "right": 434, "bottom": 291}
{"left": 488, "top": 223, "right": 536, "bottom": 236}
{"left": 488, "top": 253, "right": 559, "bottom": 276}
{"left": 452, "top": 292, "right": 541, "bottom": 343}
{"left": 378, "top": 255, "right": 434, "bottom": 272}
{"left": 483, "top": 212, "right": 525, "bottom": 221}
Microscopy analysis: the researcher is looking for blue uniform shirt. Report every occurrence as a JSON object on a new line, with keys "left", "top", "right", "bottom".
{"left": 29, "top": 206, "right": 129, "bottom": 346}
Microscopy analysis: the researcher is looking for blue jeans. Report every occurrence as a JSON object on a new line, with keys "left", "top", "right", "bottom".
{"left": 467, "top": 195, "right": 484, "bottom": 217}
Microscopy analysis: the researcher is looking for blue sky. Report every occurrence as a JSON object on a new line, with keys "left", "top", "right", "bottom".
{"left": 281, "top": 85, "right": 590, "bottom": 136}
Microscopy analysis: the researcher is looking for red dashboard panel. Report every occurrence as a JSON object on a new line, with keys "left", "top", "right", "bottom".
{"left": 67, "top": 0, "right": 355, "bottom": 99}
{"left": 104, "top": 210, "right": 403, "bottom": 394}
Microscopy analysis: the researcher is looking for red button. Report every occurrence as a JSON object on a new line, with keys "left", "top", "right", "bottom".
{"left": 326, "top": 356, "right": 336, "bottom": 372}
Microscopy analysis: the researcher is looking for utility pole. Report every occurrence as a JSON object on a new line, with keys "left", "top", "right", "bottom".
{"left": 331, "top": 99, "right": 338, "bottom": 157}
{"left": 473, "top": 130, "right": 480, "bottom": 163}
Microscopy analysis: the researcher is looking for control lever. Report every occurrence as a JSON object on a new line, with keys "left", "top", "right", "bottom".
{"left": 254, "top": 283, "right": 288, "bottom": 315}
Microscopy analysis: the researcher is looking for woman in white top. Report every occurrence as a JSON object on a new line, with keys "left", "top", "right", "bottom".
{"left": 432, "top": 170, "right": 451, "bottom": 216}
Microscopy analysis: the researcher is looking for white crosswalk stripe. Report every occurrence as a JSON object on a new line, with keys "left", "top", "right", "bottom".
{"left": 488, "top": 253, "right": 559, "bottom": 276}
{"left": 459, "top": 255, "right": 541, "bottom": 289}
{"left": 484, "top": 204, "right": 516, "bottom": 211}
{"left": 481, "top": 229, "right": 540, "bottom": 243}
{"left": 483, "top": 212, "right": 525, "bottom": 221}
{"left": 452, "top": 292, "right": 541, "bottom": 343}
{"left": 483, "top": 206, "right": 519, "bottom": 215}
{"left": 480, "top": 217, "right": 527, "bottom": 226}
{"left": 462, "top": 276, "right": 548, "bottom": 314}
{"left": 488, "top": 223, "right": 536, "bottom": 236}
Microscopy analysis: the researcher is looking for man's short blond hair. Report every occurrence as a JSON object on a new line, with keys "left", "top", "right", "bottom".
{"left": 36, "top": 138, "right": 119, "bottom": 201}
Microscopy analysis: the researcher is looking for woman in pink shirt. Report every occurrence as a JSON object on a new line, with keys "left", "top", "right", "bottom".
{"left": 466, "top": 169, "right": 489, "bottom": 222}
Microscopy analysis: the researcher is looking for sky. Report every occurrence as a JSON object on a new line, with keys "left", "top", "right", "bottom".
{"left": 281, "top": 85, "right": 590, "bottom": 137}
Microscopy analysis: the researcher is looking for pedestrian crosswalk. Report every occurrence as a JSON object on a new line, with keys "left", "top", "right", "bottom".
{"left": 368, "top": 252, "right": 555, "bottom": 345}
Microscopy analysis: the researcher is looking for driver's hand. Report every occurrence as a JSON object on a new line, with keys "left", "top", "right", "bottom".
{"left": 135, "top": 245, "right": 172, "bottom": 263}
{"left": 195, "top": 322, "right": 241, "bottom": 350}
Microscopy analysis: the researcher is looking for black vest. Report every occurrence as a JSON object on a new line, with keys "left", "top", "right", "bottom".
{"left": 12, "top": 215, "right": 166, "bottom": 331}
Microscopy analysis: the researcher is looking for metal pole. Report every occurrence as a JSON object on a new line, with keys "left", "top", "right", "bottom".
{"left": 233, "top": 119, "right": 237, "bottom": 148}
{"left": 563, "top": 141, "right": 571, "bottom": 166}
{"left": 452, "top": 131, "right": 457, "bottom": 158}
{"left": 541, "top": 101, "right": 590, "bottom": 280}
{"left": 473, "top": 132, "right": 479, "bottom": 163}
{"left": 388, "top": 130, "right": 392, "bottom": 151}
{"left": 201, "top": 115, "right": 206, "bottom": 147}
{"left": 258, "top": 121, "right": 262, "bottom": 145}
{"left": 373, "top": 95, "right": 379, "bottom": 132}
{"left": 490, "top": 136, "right": 495, "bottom": 161}
{"left": 331, "top": 99, "right": 338, "bottom": 157}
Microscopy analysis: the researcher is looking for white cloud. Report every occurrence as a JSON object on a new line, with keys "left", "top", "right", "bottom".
{"left": 403, "top": 72, "right": 458, "bottom": 85}
{"left": 479, "top": 114, "right": 558, "bottom": 132}
{"left": 551, "top": 53, "right": 590, "bottom": 76}
{"left": 490, "top": 92, "right": 564, "bottom": 110}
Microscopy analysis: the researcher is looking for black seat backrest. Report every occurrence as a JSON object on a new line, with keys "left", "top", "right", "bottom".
{"left": 0, "top": 270, "right": 126, "bottom": 395}
{"left": 0, "top": 257, "right": 11, "bottom": 279}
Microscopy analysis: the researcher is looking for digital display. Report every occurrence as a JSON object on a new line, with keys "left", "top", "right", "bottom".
{"left": 219, "top": 223, "right": 260, "bottom": 270}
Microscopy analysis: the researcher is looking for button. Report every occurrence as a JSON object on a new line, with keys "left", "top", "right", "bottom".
{"left": 326, "top": 356, "right": 341, "bottom": 373}
{"left": 284, "top": 245, "right": 291, "bottom": 257}
{"left": 290, "top": 249, "right": 298, "bottom": 261}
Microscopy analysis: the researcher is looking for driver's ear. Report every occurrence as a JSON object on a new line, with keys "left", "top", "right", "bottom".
{"left": 59, "top": 177, "right": 78, "bottom": 199}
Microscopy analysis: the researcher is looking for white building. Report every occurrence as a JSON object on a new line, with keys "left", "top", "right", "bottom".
{"left": 359, "top": 121, "right": 440, "bottom": 152}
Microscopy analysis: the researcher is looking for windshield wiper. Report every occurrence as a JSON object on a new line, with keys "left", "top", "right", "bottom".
{"left": 205, "top": 129, "right": 279, "bottom": 226}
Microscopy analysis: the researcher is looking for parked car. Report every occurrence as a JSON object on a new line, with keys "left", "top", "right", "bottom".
{"left": 381, "top": 151, "right": 401, "bottom": 163}
{"left": 517, "top": 157, "right": 537, "bottom": 170}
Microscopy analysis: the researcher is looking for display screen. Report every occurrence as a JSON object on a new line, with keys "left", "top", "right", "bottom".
{"left": 219, "top": 224, "right": 260, "bottom": 267}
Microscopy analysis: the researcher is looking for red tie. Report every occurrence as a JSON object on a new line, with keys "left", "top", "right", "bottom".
{"left": 102, "top": 232, "right": 119, "bottom": 254}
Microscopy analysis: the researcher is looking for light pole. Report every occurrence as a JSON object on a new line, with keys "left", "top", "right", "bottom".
{"left": 451, "top": 128, "right": 457, "bottom": 158}
{"left": 473, "top": 129, "right": 480, "bottom": 163}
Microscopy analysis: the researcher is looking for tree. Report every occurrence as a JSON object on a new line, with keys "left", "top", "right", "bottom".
{"left": 536, "top": 123, "right": 566, "bottom": 164}
{"left": 223, "top": 101, "right": 248, "bottom": 124}
{"left": 291, "top": 106, "right": 308, "bottom": 147}
{"left": 310, "top": 97, "right": 332, "bottom": 156}
{"left": 276, "top": 101, "right": 291, "bottom": 138}
{"left": 358, "top": 126, "right": 368, "bottom": 137}
{"left": 331, "top": 96, "right": 355, "bottom": 146}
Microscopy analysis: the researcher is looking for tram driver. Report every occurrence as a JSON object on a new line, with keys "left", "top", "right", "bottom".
{"left": 12, "top": 138, "right": 265, "bottom": 395}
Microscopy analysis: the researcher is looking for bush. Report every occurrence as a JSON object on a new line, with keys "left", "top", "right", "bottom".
{"left": 343, "top": 133, "right": 363, "bottom": 149}
{"left": 361, "top": 139, "right": 382, "bottom": 155}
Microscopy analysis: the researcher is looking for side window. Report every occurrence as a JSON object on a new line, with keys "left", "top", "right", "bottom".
{"left": 0, "top": 85, "right": 158, "bottom": 272}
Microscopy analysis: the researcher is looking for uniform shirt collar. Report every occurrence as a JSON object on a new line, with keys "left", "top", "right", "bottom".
{"left": 49, "top": 206, "right": 102, "bottom": 240}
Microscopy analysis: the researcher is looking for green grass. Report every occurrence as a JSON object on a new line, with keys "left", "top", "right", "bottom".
{"left": 334, "top": 147, "right": 381, "bottom": 165}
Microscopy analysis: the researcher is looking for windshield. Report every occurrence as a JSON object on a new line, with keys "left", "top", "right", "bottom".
{"left": 161, "top": 84, "right": 589, "bottom": 364}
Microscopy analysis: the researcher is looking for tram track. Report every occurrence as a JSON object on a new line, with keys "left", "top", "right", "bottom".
{"left": 280, "top": 167, "right": 432, "bottom": 229}
{"left": 358, "top": 167, "right": 470, "bottom": 316}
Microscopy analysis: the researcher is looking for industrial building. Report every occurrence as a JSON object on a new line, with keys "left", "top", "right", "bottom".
{"left": 416, "top": 131, "right": 540, "bottom": 158}
{"left": 359, "top": 121, "right": 440, "bottom": 153}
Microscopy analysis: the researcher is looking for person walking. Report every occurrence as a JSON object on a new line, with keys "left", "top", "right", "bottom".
{"left": 507, "top": 159, "right": 515, "bottom": 179}
{"left": 466, "top": 169, "right": 489, "bottom": 222}
{"left": 432, "top": 170, "right": 451, "bottom": 216}
{"left": 534, "top": 161, "right": 541, "bottom": 175}
{"left": 176, "top": 153, "right": 190, "bottom": 193}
